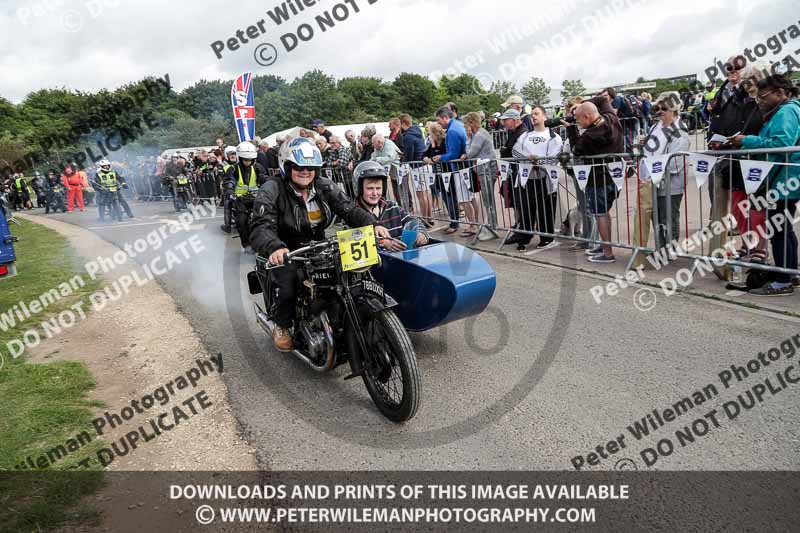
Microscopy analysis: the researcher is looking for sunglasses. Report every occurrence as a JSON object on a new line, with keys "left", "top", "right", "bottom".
{"left": 725, "top": 65, "right": 743, "bottom": 72}
{"left": 292, "top": 165, "right": 316, "bottom": 172}
{"left": 756, "top": 90, "right": 777, "bottom": 102}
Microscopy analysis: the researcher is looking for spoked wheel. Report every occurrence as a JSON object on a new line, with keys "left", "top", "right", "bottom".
{"left": 353, "top": 309, "right": 420, "bottom": 422}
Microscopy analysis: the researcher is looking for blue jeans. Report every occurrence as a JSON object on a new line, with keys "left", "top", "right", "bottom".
{"left": 769, "top": 199, "right": 798, "bottom": 283}
{"left": 444, "top": 175, "right": 459, "bottom": 229}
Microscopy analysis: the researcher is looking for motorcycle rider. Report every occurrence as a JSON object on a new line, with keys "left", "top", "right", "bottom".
{"left": 221, "top": 141, "right": 267, "bottom": 250}
{"left": 353, "top": 161, "right": 428, "bottom": 251}
{"left": 221, "top": 146, "right": 238, "bottom": 173}
{"left": 99, "top": 160, "right": 134, "bottom": 219}
{"left": 45, "top": 170, "right": 64, "bottom": 214}
{"left": 31, "top": 172, "right": 46, "bottom": 208}
{"left": 218, "top": 146, "right": 238, "bottom": 207}
{"left": 250, "top": 137, "right": 395, "bottom": 352}
{"left": 192, "top": 149, "right": 215, "bottom": 204}
{"left": 11, "top": 173, "right": 32, "bottom": 210}
{"left": 92, "top": 160, "right": 123, "bottom": 222}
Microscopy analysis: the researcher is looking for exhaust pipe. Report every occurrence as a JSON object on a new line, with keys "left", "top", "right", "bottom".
{"left": 254, "top": 303, "right": 333, "bottom": 372}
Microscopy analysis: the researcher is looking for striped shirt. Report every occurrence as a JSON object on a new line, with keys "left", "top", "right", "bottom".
{"left": 357, "top": 198, "right": 405, "bottom": 238}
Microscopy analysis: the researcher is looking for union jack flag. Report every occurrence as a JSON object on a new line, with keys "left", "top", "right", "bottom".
{"left": 231, "top": 72, "right": 255, "bottom": 142}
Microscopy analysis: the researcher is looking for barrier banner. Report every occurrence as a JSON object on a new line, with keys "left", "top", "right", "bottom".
{"left": 572, "top": 165, "right": 592, "bottom": 191}
{"left": 498, "top": 161, "right": 510, "bottom": 182}
{"left": 687, "top": 153, "right": 718, "bottom": 188}
{"left": 607, "top": 161, "right": 626, "bottom": 190}
{"left": 409, "top": 167, "right": 420, "bottom": 186}
{"left": 424, "top": 165, "right": 436, "bottom": 186}
{"left": 459, "top": 169, "right": 471, "bottom": 187}
{"left": 642, "top": 154, "right": 671, "bottom": 186}
{"left": 518, "top": 163, "right": 533, "bottom": 188}
{"left": 739, "top": 159, "right": 775, "bottom": 195}
{"left": 442, "top": 172, "right": 452, "bottom": 189}
{"left": 544, "top": 165, "right": 561, "bottom": 195}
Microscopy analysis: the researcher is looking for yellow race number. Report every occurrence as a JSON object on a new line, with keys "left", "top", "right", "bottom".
{"left": 337, "top": 226, "right": 380, "bottom": 271}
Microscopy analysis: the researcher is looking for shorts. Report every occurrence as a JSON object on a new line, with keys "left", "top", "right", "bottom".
{"left": 585, "top": 183, "right": 617, "bottom": 215}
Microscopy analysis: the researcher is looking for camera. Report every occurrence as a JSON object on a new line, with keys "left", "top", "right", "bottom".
{"left": 544, "top": 115, "right": 576, "bottom": 128}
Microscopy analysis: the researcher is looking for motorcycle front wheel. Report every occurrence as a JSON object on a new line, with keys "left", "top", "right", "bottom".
{"left": 350, "top": 309, "right": 420, "bottom": 422}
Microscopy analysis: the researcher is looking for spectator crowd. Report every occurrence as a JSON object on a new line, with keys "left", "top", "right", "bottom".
{"left": 3, "top": 58, "right": 800, "bottom": 296}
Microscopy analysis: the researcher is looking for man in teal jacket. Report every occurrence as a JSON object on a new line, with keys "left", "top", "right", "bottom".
{"left": 731, "top": 74, "right": 800, "bottom": 295}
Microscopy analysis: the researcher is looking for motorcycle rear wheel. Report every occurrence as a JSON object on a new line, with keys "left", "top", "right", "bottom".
{"left": 353, "top": 309, "right": 420, "bottom": 422}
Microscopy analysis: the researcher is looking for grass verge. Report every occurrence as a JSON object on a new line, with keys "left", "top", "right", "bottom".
{"left": 0, "top": 217, "right": 106, "bottom": 532}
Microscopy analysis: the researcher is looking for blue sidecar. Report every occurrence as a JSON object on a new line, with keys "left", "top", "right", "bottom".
{"left": 372, "top": 240, "right": 496, "bottom": 332}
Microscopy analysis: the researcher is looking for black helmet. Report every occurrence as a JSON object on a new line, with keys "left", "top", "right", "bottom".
{"left": 353, "top": 161, "right": 388, "bottom": 198}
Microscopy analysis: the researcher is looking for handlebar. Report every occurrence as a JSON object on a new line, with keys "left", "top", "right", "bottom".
{"left": 259, "top": 237, "right": 338, "bottom": 269}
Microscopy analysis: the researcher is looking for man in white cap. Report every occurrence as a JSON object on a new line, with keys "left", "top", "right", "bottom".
{"left": 502, "top": 94, "right": 534, "bottom": 131}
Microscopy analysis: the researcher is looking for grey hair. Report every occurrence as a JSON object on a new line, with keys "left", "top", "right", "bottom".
{"left": 655, "top": 91, "right": 683, "bottom": 113}
{"left": 435, "top": 105, "right": 455, "bottom": 119}
{"left": 740, "top": 62, "right": 770, "bottom": 81}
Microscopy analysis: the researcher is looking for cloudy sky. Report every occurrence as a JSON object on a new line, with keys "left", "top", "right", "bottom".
{"left": 0, "top": 0, "right": 795, "bottom": 103}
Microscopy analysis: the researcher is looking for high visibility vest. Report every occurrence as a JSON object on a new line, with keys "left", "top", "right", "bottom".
{"left": 222, "top": 163, "right": 232, "bottom": 173}
{"left": 234, "top": 166, "right": 258, "bottom": 197}
{"left": 14, "top": 178, "right": 24, "bottom": 192}
{"left": 97, "top": 170, "right": 118, "bottom": 192}
{"left": 703, "top": 89, "right": 717, "bottom": 101}
{"left": 176, "top": 173, "right": 189, "bottom": 185}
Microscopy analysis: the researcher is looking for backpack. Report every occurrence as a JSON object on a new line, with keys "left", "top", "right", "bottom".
{"left": 625, "top": 94, "right": 642, "bottom": 118}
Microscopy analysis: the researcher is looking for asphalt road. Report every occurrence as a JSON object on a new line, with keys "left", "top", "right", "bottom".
{"left": 29, "top": 199, "right": 800, "bottom": 471}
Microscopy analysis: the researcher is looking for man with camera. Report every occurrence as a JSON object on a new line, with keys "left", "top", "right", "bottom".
{"left": 563, "top": 96, "right": 623, "bottom": 263}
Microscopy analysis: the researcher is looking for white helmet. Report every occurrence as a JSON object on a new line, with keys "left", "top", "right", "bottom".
{"left": 236, "top": 141, "right": 257, "bottom": 160}
{"left": 224, "top": 146, "right": 237, "bottom": 158}
{"left": 98, "top": 159, "right": 111, "bottom": 170}
{"left": 278, "top": 137, "right": 323, "bottom": 177}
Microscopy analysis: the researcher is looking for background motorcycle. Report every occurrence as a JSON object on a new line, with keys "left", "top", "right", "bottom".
{"left": 248, "top": 234, "right": 421, "bottom": 422}
{"left": 94, "top": 184, "right": 124, "bottom": 222}
{"left": 168, "top": 174, "right": 194, "bottom": 212}
{"left": 46, "top": 184, "right": 68, "bottom": 214}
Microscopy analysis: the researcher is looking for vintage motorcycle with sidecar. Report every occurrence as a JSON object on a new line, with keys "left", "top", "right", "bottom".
{"left": 247, "top": 220, "right": 496, "bottom": 422}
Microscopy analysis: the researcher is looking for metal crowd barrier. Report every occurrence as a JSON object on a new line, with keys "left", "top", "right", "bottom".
{"left": 320, "top": 164, "right": 356, "bottom": 199}
{"left": 385, "top": 145, "right": 800, "bottom": 288}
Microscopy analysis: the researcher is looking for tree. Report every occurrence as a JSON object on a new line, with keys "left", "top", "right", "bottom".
{"left": 286, "top": 70, "right": 351, "bottom": 126}
{"left": 521, "top": 77, "right": 550, "bottom": 106}
{"left": 338, "top": 77, "right": 396, "bottom": 118}
{"left": 636, "top": 76, "right": 647, "bottom": 83}
{"left": 135, "top": 110, "right": 232, "bottom": 148}
{"left": 560, "top": 79, "right": 586, "bottom": 100}
{"left": 391, "top": 73, "right": 438, "bottom": 119}
{"left": 490, "top": 81, "right": 517, "bottom": 99}
{"left": 252, "top": 74, "right": 287, "bottom": 94}
{"left": 175, "top": 79, "right": 230, "bottom": 120}
{"left": 440, "top": 73, "right": 482, "bottom": 100}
